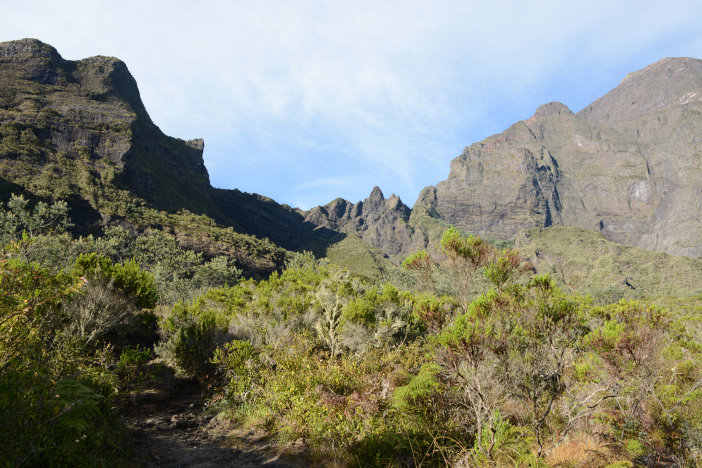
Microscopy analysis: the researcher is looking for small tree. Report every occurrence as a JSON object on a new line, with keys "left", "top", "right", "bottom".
{"left": 314, "top": 282, "right": 346, "bottom": 357}
{"left": 440, "top": 227, "right": 493, "bottom": 310}
{"left": 483, "top": 249, "right": 531, "bottom": 292}
{"left": 402, "top": 250, "right": 435, "bottom": 292}
{"left": 437, "top": 274, "right": 594, "bottom": 460}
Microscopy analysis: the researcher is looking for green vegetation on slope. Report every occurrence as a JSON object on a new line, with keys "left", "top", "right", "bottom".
{"left": 2, "top": 193, "right": 702, "bottom": 467}
{"left": 516, "top": 226, "right": 702, "bottom": 304}
{"left": 157, "top": 228, "right": 702, "bottom": 466}
{"left": 306, "top": 232, "right": 399, "bottom": 280}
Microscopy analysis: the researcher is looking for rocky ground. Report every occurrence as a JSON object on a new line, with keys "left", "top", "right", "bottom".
{"left": 119, "top": 377, "right": 308, "bottom": 468}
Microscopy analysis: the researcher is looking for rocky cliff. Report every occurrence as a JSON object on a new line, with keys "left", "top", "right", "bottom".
{"left": 304, "top": 186, "right": 426, "bottom": 260}
{"left": 0, "top": 39, "right": 213, "bottom": 219}
{"left": 419, "top": 57, "right": 702, "bottom": 258}
{"left": 0, "top": 39, "right": 326, "bottom": 252}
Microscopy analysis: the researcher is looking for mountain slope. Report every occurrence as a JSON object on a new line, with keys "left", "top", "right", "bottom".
{"left": 0, "top": 39, "right": 295, "bottom": 276}
{"left": 516, "top": 226, "right": 702, "bottom": 302}
{"left": 418, "top": 57, "right": 702, "bottom": 258}
{"left": 303, "top": 58, "right": 702, "bottom": 263}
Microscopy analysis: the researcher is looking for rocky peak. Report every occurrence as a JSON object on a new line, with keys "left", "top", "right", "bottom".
{"left": 578, "top": 57, "right": 702, "bottom": 125}
{"left": 0, "top": 38, "right": 61, "bottom": 60}
{"left": 302, "top": 186, "right": 417, "bottom": 259}
{"left": 386, "top": 193, "right": 403, "bottom": 210}
{"left": 532, "top": 101, "right": 574, "bottom": 118}
{"left": 185, "top": 138, "right": 205, "bottom": 151}
{"left": 365, "top": 186, "right": 385, "bottom": 210}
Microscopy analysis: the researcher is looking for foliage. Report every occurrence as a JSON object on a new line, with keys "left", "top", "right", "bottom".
{"left": 118, "top": 345, "right": 151, "bottom": 368}
{"left": 517, "top": 226, "right": 702, "bottom": 300}
{"left": 1, "top": 205, "right": 701, "bottom": 467}
{"left": 212, "top": 333, "right": 449, "bottom": 466}
{"left": 0, "top": 193, "right": 72, "bottom": 240}
{"left": 73, "top": 253, "right": 158, "bottom": 310}
{"left": 156, "top": 300, "right": 231, "bottom": 377}
{"left": 0, "top": 193, "right": 72, "bottom": 258}
{"left": 401, "top": 250, "right": 435, "bottom": 292}
{"left": 0, "top": 258, "right": 125, "bottom": 466}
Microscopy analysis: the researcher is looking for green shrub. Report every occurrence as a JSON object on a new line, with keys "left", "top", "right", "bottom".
{"left": 157, "top": 301, "right": 230, "bottom": 378}
{"left": 118, "top": 345, "right": 151, "bottom": 368}
{"left": 73, "top": 253, "right": 158, "bottom": 309}
{"left": 0, "top": 258, "right": 124, "bottom": 466}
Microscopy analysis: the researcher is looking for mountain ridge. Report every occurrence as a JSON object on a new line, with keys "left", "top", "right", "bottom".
{"left": 1, "top": 38, "right": 701, "bottom": 271}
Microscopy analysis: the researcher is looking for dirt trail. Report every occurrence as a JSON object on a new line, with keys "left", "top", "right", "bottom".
{"left": 120, "top": 380, "right": 307, "bottom": 468}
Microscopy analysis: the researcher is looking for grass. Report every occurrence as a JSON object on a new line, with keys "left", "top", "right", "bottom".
{"left": 308, "top": 233, "right": 400, "bottom": 280}
{"left": 516, "top": 226, "right": 702, "bottom": 302}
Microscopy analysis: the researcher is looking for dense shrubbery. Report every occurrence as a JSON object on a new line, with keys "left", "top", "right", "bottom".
{"left": 190, "top": 230, "right": 702, "bottom": 466}
{"left": 2, "top": 192, "right": 701, "bottom": 466}
{"left": 0, "top": 257, "right": 126, "bottom": 466}
{"left": 0, "top": 197, "right": 159, "bottom": 465}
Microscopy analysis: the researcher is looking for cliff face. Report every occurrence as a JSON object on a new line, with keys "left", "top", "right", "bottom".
{"left": 0, "top": 39, "right": 213, "bottom": 219}
{"left": 422, "top": 58, "right": 702, "bottom": 258}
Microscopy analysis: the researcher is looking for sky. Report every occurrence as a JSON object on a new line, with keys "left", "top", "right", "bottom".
{"left": 3, "top": 1, "right": 702, "bottom": 209}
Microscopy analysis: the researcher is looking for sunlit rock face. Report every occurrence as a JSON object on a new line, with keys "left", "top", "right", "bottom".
{"left": 305, "top": 186, "right": 426, "bottom": 258}
{"left": 421, "top": 58, "right": 702, "bottom": 258}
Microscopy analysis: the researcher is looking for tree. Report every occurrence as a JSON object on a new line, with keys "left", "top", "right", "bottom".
{"left": 440, "top": 227, "right": 493, "bottom": 311}
{"left": 402, "top": 250, "right": 435, "bottom": 292}
{"left": 0, "top": 194, "right": 72, "bottom": 246}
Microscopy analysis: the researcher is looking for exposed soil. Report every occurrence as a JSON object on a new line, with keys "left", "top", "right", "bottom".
{"left": 119, "top": 377, "right": 308, "bottom": 468}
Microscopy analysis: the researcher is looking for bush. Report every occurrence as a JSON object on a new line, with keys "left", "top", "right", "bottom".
{"left": 0, "top": 258, "right": 125, "bottom": 465}
{"left": 63, "top": 278, "right": 137, "bottom": 346}
{"left": 73, "top": 253, "right": 158, "bottom": 310}
{"left": 157, "top": 301, "right": 231, "bottom": 378}
{"left": 118, "top": 345, "right": 151, "bottom": 368}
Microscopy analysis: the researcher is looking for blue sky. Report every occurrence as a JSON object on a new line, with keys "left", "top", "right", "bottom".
{"left": 3, "top": 1, "right": 702, "bottom": 209}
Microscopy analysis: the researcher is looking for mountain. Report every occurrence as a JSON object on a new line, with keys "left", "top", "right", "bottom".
{"left": 2, "top": 38, "right": 702, "bottom": 283}
{"left": 0, "top": 39, "right": 211, "bottom": 215}
{"left": 417, "top": 57, "right": 702, "bottom": 258}
{"left": 303, "top": 186, "right": 427, "bottom": 261}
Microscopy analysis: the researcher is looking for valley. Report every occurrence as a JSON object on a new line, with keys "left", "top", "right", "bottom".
{"left": 1, "top": 39, "right": 701, "bottom": 467}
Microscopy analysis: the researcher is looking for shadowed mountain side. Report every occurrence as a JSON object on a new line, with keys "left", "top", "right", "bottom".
{"left": 0, "top": 39, "right": 291, "bottom": 277}
{"left": 211, "top": 187, "right": 338, "bottom": 250}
